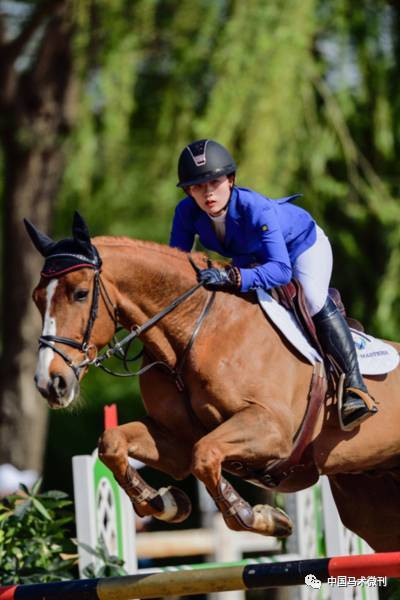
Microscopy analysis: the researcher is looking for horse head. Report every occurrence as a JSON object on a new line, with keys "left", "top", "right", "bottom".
{"left": 25, "top": 212, "right": 116, "bottom": 408}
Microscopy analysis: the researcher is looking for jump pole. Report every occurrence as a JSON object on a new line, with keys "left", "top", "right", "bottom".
{"left": 1, "top": 552, "right": 400, "bottom": 600}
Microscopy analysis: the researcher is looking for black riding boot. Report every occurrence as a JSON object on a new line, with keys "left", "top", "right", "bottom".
{"left": 313, "top": 297, "right": 377, "bottom": 431}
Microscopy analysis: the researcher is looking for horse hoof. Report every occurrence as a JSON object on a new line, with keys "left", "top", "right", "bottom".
{"left": 252, "top": 504, "right": 293, "bottom": 537}
{"left": 154, "top": 486, "right": 192, "bottom": 523}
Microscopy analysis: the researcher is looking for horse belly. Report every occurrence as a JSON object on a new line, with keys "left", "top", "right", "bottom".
{"left": 315, "top": 368, "right": 400, "bottom": 474}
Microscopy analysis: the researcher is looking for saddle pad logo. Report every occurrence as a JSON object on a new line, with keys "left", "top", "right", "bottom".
{"left": 353, "top": 334, "right": 367, "bottom": 351}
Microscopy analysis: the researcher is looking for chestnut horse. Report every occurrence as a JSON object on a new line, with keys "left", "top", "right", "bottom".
{"left": 26, "top": 214, "right": 400, "bottom": 551}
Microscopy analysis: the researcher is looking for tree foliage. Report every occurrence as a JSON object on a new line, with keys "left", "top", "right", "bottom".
{"left": 0, "top": 0, "right": 78, "bottom": 471}
{"left": 56, "top": 0, "right": 400, "bottom": 338}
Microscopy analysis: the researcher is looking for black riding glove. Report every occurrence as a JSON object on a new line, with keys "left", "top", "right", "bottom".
{"left": 196, "top": 267, "right": 241, "bottom": 290}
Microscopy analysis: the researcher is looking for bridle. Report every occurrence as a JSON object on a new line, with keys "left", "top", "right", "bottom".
{"left": 39, "top": 265, "right": 103, "bottom": 379}
{"left": 38, "top": 249, "right": 215, "bottom": 390}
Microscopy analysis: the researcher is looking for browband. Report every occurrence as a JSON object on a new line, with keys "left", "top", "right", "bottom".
{"left": 41, "top": 248, "right": 102, "bottom": 278}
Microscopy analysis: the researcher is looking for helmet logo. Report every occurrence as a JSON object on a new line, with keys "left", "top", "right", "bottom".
{"left": 187, "top": 140, "right": 209, "bottom": 167}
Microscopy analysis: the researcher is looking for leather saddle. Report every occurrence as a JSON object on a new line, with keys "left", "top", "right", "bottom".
{"left": 272, "top": 279, "right": 364, "bottom": 368}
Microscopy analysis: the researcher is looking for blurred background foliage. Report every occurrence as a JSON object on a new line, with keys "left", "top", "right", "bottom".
{"left": 56, "top": 0, "right": 400, "bottom": 333}
{"left": 1, "top": 0, "right": 400, "bottom": 491}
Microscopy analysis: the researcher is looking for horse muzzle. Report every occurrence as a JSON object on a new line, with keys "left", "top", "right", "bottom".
{"left": 34, "top": 370, "right": 79, "bottom": 408}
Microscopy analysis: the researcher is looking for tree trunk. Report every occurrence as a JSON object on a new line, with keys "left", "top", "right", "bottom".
{"left": 0, "top": 2, "right": 78, "bottom": 472}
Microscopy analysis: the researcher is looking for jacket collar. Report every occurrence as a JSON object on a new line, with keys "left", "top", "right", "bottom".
{"left": 191, "top": 186, "right": 241, "bottom": 252}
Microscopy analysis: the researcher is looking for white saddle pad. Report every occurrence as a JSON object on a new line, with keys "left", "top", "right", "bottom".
{"left": 257, "top": 289, "right": 399, "bottom": 375}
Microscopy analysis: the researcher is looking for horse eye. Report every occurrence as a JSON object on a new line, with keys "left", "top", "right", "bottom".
{"left": 74, "top": 289, "right": 89, "bottom": 302}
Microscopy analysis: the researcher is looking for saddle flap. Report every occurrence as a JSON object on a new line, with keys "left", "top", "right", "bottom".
{"left": 273, "top": 282, "right": 364, "bottom": 364}
{"left": 274, "top": 280, "right": 322, "bottom": 355}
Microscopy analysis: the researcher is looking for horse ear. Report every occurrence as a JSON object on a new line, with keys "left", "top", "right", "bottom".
{"left": 23, "top": 218, "right": 55, "bottom": 257}
{"left": 72, "top": 211, "right": 91, "bottom": 246}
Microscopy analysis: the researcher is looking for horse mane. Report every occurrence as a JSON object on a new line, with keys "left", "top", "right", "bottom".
{"left": 93, "top": 236, "right": 221, "bottom": 271}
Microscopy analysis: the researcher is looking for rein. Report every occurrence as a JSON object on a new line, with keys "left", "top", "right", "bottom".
{"left": 89, "top": 282, "right": 215, "bottom": 390}
{"left": 39, "top": 255, "right": 215, "bottom": 389}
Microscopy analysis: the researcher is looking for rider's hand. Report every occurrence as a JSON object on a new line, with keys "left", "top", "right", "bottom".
{"left": 196, "top": 267, "right": 241, "bottom": 290}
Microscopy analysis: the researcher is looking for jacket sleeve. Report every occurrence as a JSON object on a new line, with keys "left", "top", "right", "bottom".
{"left": 238, "top": 206, "right": 293, "bottom": 291}
{"left": 169, "top": 204, "right": 196, "bottom": 252}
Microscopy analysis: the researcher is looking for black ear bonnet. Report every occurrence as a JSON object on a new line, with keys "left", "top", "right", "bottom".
{"left": 24, "top": 212, "right": 101, "bottom": 278}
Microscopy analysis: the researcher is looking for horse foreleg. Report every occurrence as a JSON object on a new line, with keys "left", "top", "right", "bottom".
{"left": 191, "top": 405, "right": 293, "bottom": 537}
{"left": 98, "top": 418, "right": 192, "bottom": 524}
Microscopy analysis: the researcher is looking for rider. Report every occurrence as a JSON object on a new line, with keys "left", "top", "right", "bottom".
{"left": 169, "top": 139, "right": 377, "bottom": 431}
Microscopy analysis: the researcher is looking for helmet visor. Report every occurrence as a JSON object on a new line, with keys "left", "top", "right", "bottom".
{"left": 176, "top": 166, "right": 236, "bottom": 188}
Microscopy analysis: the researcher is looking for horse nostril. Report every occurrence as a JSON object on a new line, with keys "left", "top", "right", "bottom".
{"left": 51, "top": 373, "right": 67, "bottom": 397}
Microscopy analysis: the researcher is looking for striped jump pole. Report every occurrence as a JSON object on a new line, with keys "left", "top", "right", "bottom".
{"left": 1, "top": 552, "right": 400, "bottom": 600}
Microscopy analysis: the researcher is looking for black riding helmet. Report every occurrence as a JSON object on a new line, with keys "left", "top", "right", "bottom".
{"left": 177, "top": 139, "right": 236, "bottom": 188}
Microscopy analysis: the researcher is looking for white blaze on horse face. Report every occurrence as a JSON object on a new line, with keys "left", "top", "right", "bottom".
{"left": 35, "top": 279, "right": 59, "bottom": 388}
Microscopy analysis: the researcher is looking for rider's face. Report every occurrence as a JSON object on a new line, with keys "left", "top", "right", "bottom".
{"left": 187, "top": 175, "right": 234, "bottom": 216}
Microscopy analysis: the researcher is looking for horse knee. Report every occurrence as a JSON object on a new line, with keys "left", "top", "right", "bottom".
{"left": 98, "top": 428, "right": 128, "bottom": 471}
{"left": 191, "top": 438, "right": 223, "bottom": 488}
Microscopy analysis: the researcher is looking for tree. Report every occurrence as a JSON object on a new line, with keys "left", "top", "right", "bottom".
{"left": 0, "top": 0, "right": 78, "bottom": 471}
{"left": 304, "top": 0, "right": 400, "bottom": 335}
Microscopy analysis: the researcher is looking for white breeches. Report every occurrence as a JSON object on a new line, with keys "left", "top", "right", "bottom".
{"left": 293, "top": 226, "right": 333, "bottom": 317}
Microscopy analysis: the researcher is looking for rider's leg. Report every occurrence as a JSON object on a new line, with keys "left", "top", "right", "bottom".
{"left": 312, "top": 297, "right": 377, "bottom": 429}
{"left": 293, "top": 226, "right": 377, "bottom": 430}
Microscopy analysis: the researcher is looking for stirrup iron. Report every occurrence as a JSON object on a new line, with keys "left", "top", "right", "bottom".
{"left": 337, "top": 376, "right": 377, "bottom": 432}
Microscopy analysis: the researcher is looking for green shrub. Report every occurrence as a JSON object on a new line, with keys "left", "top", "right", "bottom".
{"left": 78, "top": 537, "right": 127, "bottom": 578}
{"left": 0, "top": 480, "right": 129, "bottom": 585}
{"left": 0, "top": 480, "right": 77, "bottom": 584}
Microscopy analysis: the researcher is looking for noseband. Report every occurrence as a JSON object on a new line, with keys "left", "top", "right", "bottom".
{"left": 38, "top": 249, "right": 214, "bottom": 387}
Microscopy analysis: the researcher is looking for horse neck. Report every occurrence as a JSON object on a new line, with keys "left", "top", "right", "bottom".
{"left": 97, "top": 238, "right": 207, "bottom": 362}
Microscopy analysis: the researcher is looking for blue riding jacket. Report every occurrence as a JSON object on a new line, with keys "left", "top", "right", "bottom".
{"left": 169, "top": 186, "right": 316, "bottom": 292}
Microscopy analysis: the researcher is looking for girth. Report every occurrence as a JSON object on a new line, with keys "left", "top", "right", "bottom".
{"left": 255, "top": 362, "right": 327, "bottom": 488}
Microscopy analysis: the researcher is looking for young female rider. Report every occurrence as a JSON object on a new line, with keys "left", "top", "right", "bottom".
{"left": 169, "top": 139, "right": 377, "bottom": 431}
